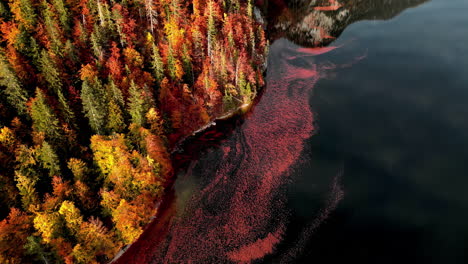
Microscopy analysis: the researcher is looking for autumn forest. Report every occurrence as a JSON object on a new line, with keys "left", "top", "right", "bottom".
{"left": 0, "top": 0, "right": 267, "bottom": 263}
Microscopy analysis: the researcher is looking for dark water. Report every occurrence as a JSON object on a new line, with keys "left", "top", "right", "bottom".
{"left": 283, "top": 0, "right": 468, "bottom": 263}
{"left": 117, "top": 0, "right": 468, "bottom": 263}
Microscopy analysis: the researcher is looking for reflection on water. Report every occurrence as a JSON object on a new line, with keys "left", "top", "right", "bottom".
{"left": 117, "top": 0, "right": 468, "bottom": 263}
{"left": 266, "top": 0, "right": 429, "bottom": 47}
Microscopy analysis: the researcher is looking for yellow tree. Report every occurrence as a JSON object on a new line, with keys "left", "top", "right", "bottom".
{"left": 33, "top": 211, "right": 61, "bottom": 243}
{"left": 58, "top": 200, "right": 83, "bottom": 234}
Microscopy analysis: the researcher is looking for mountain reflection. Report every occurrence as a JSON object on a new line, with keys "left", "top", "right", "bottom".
{"left": 263, "top": 0, "right": 429, "bottom": 47}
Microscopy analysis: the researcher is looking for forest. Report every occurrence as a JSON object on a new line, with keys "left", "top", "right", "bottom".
{"left": 0, "top": 0, "right": 267, "bottom": 263}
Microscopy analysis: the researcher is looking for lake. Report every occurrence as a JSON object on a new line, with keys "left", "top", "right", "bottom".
{"left": 116, "top": 0, "right": 468, "bottom": 263}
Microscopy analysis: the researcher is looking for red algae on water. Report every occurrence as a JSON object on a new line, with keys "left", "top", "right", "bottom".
{"left": 227, "top": 227, "right": 284, "bottom": 262}
{"left": 296, "top": 46, "right": 339, "bottom": 56}
{"left": 115, "top": 39, "right": 347, "bottom": 264}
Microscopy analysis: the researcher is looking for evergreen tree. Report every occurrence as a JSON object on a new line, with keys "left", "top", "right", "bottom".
{"left": 150, "top": 43, "right": 164, "bottom": 84}
{"left": 127, "top": 80, "right": 147, "bottom": 126}
{"left": 90, "top": 25, "right": 104, "bottom": 60}
{"left": 38, "top": 141, "right": 60, "bottom": 177}
{"left": 166, "top": 46, "right": 177, "bottom": 81}
{"left": 56, "top": 89, "right": 76, "bottom": 126}
{"left": 107, "top": 78, "right": 124, "bottom": 109}
{"left": 51, "top": 0, "right": 70, "bottom": 33}
{"left": 0, "top": 50, "right": 28, "bottom": 115}
{"left": 182, "top": 43, "right": 194, "bottom": 85}
{"left": 29, "top": 88, "right": 62, "bottom": 142}
{"left": 14, "top": 171, "right": 38, "bottom": 211}
{"left": 38, "top": 50, "right": 61, "bottom": 92}
{"left": 206, "top": 0, "right": 218, "bottom": 57}
{"left": 81, "top": 78, "right": 107, "bottom": 134}
{"left": 41, "top": 0, "right": 63, "bottom": 55}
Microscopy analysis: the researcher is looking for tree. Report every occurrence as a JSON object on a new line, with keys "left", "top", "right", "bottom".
{"left": 150, "top": 43, "right": 164, "bottom": 84}
{"left": 127, "top": 80, "right": 147, "bottom": 126}
{"left": 41, "top": 0, "right": 63, "bottom": 55}
{"left": 58, "top": 200, "right": 83, "bottom": 234}
{"left": 112, "top": 199, "right": 143, "bottom": 244}
{"left": 90, "top": 25, "right": 105, "bottom": 61}
{"left": 81, "top": 77, "right": 107, "bottom": 134}
{"left": 33, "top": 211, "right": 61, "bottom": 243}
{"left": 39, "top": 50, "right": 75, "bottom": 124}
{"left": 51, "top": 0, "right": 70, "bottom": 33}
{"left": 14, "top": 171, "right": 38, "bottom": 211}
{"left": 107, "top": 99, "right": 125, "bottom": 133}
{"left": 205, "top": 0, "right": 221, "bottom": 57}
{"left": 0, "top": 126, "right": 17, "bottom": 151}
{"left": 67, "top": 158, "right": 86, "bottom": 181}
{"left": 0, "top": 49, "right": 28, "bottom": 115}
{"left": 144, "top": 0, "right": 158, "bottom": 34}
{"left": 37, "top": 140, "right": 60, "bottom": 177}
{"left": 0, "top": 208, "right": 31, "bottom": 264}
{"left": 29, "top": 88, "right": 62, "bottom": 142}
{"left": 51, "top": 176, "right": 72, "bottom": 200}
{"left": 106, "top": 42, "right": 122, "bottom": 81}
{"left": 9, "top": 0, "right": 36, "bottom": 30}
{"left": 106, "top": 78, "right": 124, "bottom": 109}
{"left": 75, "top": 217, "right": 119, "bottom": 262}
{"left": 146, "top": 107, "right": 163, "bottom": 135}
{"left": 38, "top": 49, "right": 61, "bottom": 93}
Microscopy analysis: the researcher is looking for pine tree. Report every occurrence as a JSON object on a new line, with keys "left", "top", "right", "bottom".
{"left": 29, "top": 88, "right": 62, "bottom": 142}
{"left": 38, "top": 49, "right": 75, "bottom": 125}
{"left": 206, "top": 0, "right": 220, "bottom": 58}
{"left": 144, "top": 0, "right": 158, "bottom": 34}
{"left": 41, "top": 0, "right": 63, "bottom": 55}
{"left": 51, "top": 0, "right": 70, "bottom": 33}
{"left": 81, "top": 78, "right": 107, "bottom": 135}
{"left": 127, "top": 80, "right": 146, "bottom": 126}
{"left": 14, "top": 171, "right": 38, "bottom": 211}
{"left": 90, "top": 24, "right": 104, "bottom": 60}
{"left": 166, "top": 46, "right": 177, "bottom": 81}
{"left": 38, "top": 141, "right": 60, "bottom": 177}
{"left": 38, "top": 50, "right": 61, "bottom": 92}
{"left": 0, "top": 50, "right": 28, "bottom": 115}
{"left": 107, "top": 78, "right": 124, "bottom": 109}
{"left": 150, "top": 43, "right": 164, "bottom": 84}
{"left": 181, "top": 43, "right": 194, "bottom": 85}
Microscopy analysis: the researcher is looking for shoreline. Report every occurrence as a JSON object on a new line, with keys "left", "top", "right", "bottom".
{"left": 109, "top": 100, "right": 254, "bottom": 263}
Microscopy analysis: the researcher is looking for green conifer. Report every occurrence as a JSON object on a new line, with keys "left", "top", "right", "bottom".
{"left": 81, "top": 78, "right": 107, "bottom": 134}
{"left": 29, "top": 88, "right": 62, "bottom": 142}
{"left": 0, "top": 50, "right": 28, "bottom": 115}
